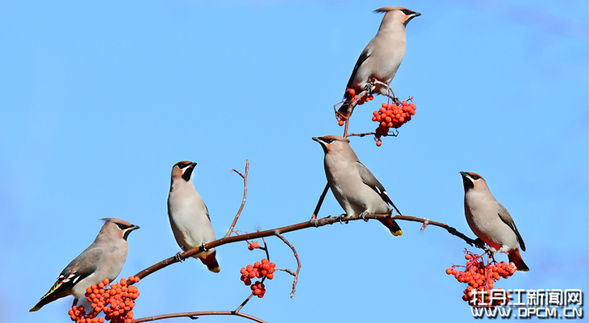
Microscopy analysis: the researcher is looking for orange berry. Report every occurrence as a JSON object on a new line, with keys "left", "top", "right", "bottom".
{"left": 338, "top": 120, "right": 344, "bottom": 126}
{"left": 376, "top": 140, "right": 382, "bottom": 147}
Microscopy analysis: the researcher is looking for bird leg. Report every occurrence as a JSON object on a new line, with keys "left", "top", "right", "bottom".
{"left": 371, "top": 78, "right": 399, "bottom": 105}
{"left": 364, "top": 79, "right": 376, "bottom": 94}
{"left": 484, "top": 247, "right": 497, "bottom": 260}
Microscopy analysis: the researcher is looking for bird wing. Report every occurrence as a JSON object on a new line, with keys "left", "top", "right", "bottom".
{"left": 356, "top": 162, "right": 391, "bottom": 203}
{"left": 43, "top": 248, "right": 102, "bottom": 299}
{"left": 497, "top": 202, "right": 526, "bottom": 251}
{"left": 355, "top": 162, "right": 403, "bottom": 215}
{"left": 345, "top": 41, "right": 373, "bottom": 96}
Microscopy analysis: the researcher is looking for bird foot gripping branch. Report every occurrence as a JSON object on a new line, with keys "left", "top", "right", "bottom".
{"left": 445, "top": 250, "right": 517, "bottom": 308}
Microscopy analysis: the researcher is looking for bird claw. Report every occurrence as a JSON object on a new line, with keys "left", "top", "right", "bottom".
{"left": 337, "top": 214, "right": 346, "bottom": 224}
{"left": 484, "top": 247, "right": 496, "bottom": 258}
{"left": 359, "top": 211, "right": 369, "bottom": 222}
{"left": 175, "top": 251, "right": 185, "bottom": 262}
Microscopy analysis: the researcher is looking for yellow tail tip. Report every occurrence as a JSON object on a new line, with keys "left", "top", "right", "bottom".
{"left": 391, "top": 230, "right": 403, "bottom": 236}
{"left": 29, "top": 307, "right": 40, "bottom": 312}
{"left": 209, "top": 267, "right": 221, "bottom": 273}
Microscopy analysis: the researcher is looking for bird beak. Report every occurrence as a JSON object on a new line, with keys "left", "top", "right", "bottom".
{"left": 459, "top": 171, "right": 467, "bottom": 177}
{"left": 129, "top": 224, "right": 140, "bottom": 231}
{"left": 413, "top": 12, "right": 421, "bottom": 17}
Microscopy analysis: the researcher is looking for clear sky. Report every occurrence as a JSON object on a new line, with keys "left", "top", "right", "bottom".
{"left": 1, "top": 1, "right": 587, "bottom": 322}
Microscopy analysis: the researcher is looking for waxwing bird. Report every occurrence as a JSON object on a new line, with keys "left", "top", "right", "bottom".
{"left": 460, "top": 172, "right": 529, "bottom": 271}
{"left": 338, "top": 6, "right": 420, "bottom": 116}
{"left": 313, "top": 135, "right": 403, "bottom": 236}
{"left": 30, "top": 218, "right": 139, "bottom": 312}
{"left": 168, "top": 161, "right": 220, "bottom": 273}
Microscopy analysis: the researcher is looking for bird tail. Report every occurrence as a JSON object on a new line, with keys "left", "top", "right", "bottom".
{"left": 29, "top": 278, "right": 73, "bottom": 312}
{"left": 29, "top": 293, "right": 61, "bottom": 312}
{"left": 200, "top": 251, "right": 220, "bottom": 273}
{"left": 337, "top": 90, "right": 355, "bottom": 116}
{"left": 508, "top": 249, "right": 529, "bottom": 271}
{"left": 378, "top": 218, "right": 403, "bottom": 236}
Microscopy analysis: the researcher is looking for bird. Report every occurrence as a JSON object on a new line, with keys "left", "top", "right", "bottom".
{"left": 460, "top": 171, "right": 529, "bottom": 271}
{"left": 167, "top": 161, "right": 220, "bottom": 273}
{"left": 30, "top": 218, "right": 140, "bottom": 312}
{"left": 313, "top": 135, "right": 403, "bottom": 236}
{"left": 338, "top": 6, "right": 421, "bottom": 117}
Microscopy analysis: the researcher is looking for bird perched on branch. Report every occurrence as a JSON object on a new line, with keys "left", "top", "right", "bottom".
{"left": 460, "top": 172, "right": 529, "bottom": 271}
{"left": 30, "top": 218, "right": 140, "bottom": 312}
{"left": 313, "top": 135, "right": 403, "bottom": 236}
{"left": 338, "top": 6, "right": 420, "bottom": 117}
{"left": 168, "top": 161, "right": 220, "bottom": 273}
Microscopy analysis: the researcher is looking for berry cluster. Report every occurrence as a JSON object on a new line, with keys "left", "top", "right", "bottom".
{"left": 251, "top": 281, "right": 266, "bottom": 298}
{"left": 68, "top": 276, "right": 140, "bottom": 323}
{"left": 247, "top": 241, "right": 261, "bottom": 250}
{"left": 372, "top": 99, "right": 417, "bottom": 146}
{"left": 337, "top": 89, "right": 374, "bottom": 126}
{"left": 239, "top": 258, "right": 276, "bottom": 298}
{"left": 446, "top": 251, "right": 517, "bottom": 307}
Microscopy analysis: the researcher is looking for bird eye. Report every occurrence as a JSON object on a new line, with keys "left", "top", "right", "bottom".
{"left": 324, "top": 138, "right": 335, "bottom": 143}
{"left": 176, "top": 162, "right": 191, "bottom": 169}
{"left": 469, "top": 173, "right": 481, "bottom": 180}
{"left": 401, "top": 9, "right": 413, "bottom": 15}
{"left": 116, "top": 223, "right": 129, "bottom": 230}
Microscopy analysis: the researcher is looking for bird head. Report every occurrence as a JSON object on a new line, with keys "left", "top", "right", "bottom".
{"left": 100, "top": 218, "right": 140, "bottom": 241}
{"left": 459, "top": 171, "right": 488, "bottom": 192}
{"left": 375, "top": 6, "right": 421, "bottom": 27}
{"left": 312, "top": 135, "right": 350, "bottom": 155}
{"left": 172, "top": 161, "right": 197, "bottom": 182}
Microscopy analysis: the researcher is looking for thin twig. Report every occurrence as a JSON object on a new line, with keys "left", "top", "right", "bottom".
{"left": 134, "top": 310, "right": 266, "bottom": 323}
{"left": 309, "top": 183, "right": 329, "bottom": 222}
{"left": 235, "top": 293, "right": 255, "bottom": 313}
{"left": 225, "top": 159, "right": 249, "bottom": 238}
{"left": 274, "top": 231, "right": 301, "bottom": 298}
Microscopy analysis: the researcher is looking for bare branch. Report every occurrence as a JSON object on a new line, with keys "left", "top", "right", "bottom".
{"left": 225, "top": 159, "right": 249, "bottom": 238}
{"left": 133, "top": 212, "right": 481, "bottom": 282}
{"left": 134, "top": 310, "right": 266, "bottom": 323}
{"left": 274, "top": 231, "right": 301, "bottom": 298}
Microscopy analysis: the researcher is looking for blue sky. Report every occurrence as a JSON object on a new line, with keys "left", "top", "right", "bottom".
{"left": 1, "top": 1, "right": 587, "bottom": 322}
